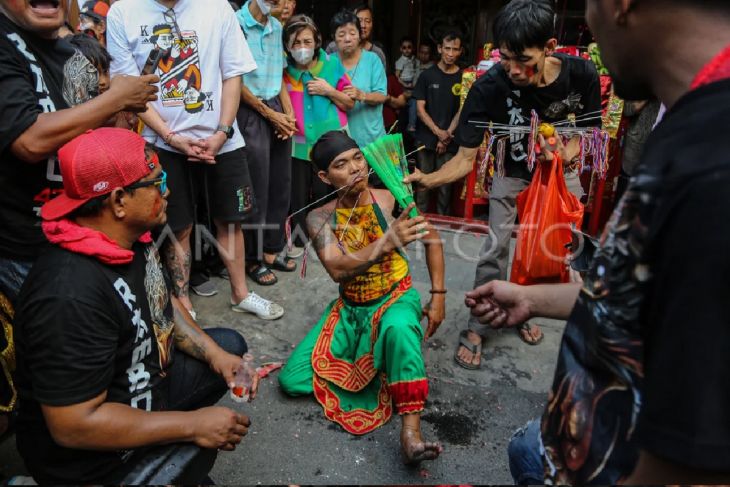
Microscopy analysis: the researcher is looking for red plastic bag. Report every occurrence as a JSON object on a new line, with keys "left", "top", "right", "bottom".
{"left": 510, "top": 155, "right": 584, "bottom": 285}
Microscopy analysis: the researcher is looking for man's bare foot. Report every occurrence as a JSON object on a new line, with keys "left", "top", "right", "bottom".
{"left": 456, "top": 330, "right": 483, "bottom": 367}
{"left": 400, "top": 426, "right": 443, "bottom": 465}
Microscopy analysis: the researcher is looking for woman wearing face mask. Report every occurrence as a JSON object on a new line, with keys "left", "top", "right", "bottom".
{"left": 331, "top": 9, "right": 387, "bottom": 150}
{"left": 283, "top": 15, "right": 354, "bottom": 250}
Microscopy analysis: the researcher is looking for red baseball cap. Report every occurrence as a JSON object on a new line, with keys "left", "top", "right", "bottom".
{"left": 42, "top": 128, "right": 154, "bottom": 221}
{"left": 80, "top": 0, "right": 110, "bottom": 22}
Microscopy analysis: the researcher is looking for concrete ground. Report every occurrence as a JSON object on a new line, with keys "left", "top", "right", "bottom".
{"left": 1, "top": 229, "right": 563, "bottom": 484}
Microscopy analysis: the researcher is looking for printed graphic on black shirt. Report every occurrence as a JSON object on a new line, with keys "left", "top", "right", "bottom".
{"left": 62, "top": 50, "right": 100, "bottom": 107}
{"left": 144, "top": 246, "right": 175, "bottom": 374}
{"left": 505, "top": 90, "right": 586, "bottom": 164}
{"left": 113, "top": 273, "right": 156, "bottom": 411}
{"left": 5, "top": 31, "right": 66, "bottom": 217}
{"left": 541, "top": 180, "right": 648, "bottom": 483}
{"left": 542, "top": 92, "right": 585, "bottom": 120}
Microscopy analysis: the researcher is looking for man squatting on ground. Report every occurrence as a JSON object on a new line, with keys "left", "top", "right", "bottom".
{"left": 14, "top": 128, "right": 255, "bottom": 484}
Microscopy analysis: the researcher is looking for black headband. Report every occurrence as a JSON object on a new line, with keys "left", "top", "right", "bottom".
{"left": 311, "top": 130, "right": 360, "bottom": 172}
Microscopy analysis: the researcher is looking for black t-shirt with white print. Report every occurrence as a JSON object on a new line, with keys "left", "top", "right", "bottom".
{"left": 14, "top": 242, "right": 176, "bottom": 483}
{"left": 0, "top": 14, "right": 74, "bottom": 260}
{"left": 455, "top": 53, "right": 601, "bottom": 180}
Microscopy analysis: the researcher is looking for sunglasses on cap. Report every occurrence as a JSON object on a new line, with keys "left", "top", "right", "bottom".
{"left": 127, "top": 170, "right": 168, "bottom": 195}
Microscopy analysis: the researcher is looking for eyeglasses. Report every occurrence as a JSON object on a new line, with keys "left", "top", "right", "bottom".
{"left": 127, "top": 170, "right": 167, "bottom": 194}
{"left": 163, "top": 7, "right": 183, "bottom": 40}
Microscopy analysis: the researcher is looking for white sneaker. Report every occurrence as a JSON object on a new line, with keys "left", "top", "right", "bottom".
{"left": 231, "top": 292, "right": 284, "bottom": 320}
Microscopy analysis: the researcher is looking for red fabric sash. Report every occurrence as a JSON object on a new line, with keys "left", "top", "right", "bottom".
{"left": 42, "top": 219, "right": 152, "bottom": 265}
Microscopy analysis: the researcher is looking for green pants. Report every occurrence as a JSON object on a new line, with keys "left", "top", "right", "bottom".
{"left": 279, "top": 286, "right": 428, "bottom": 434}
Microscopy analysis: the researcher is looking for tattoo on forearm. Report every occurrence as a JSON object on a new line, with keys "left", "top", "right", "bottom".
{"left": 173, "top": 308, "right": 208, "bottom": 361}
{"left": 164, "top": 245, "right": 191, "bottom": 298}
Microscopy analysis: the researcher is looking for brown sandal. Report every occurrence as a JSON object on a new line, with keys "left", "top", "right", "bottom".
{"left": 453, "top": 330, "right": 482, "bottom": 370}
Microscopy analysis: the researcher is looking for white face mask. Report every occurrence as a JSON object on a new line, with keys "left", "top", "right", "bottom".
{"left": 291, "top": 47, "right": 315, "bottom": 65}
{"left": 256, "top": 0, "right": 272, "bottom": 16}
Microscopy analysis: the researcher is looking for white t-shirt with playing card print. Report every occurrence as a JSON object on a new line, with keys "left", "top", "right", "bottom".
{"left": 107, "top": 0, "right": 257, "bottom": 153}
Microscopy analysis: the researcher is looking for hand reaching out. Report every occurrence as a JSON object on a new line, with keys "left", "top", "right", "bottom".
{"left": 464, "top": 281, "right": 532, "bottom": 328}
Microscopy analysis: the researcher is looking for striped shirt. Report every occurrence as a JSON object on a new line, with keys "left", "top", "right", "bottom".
{"left": 284, "top": 50, "right": 351, "bottom": 161}
{"left": 237, "top": 2, "right": 285, "bottom": 100}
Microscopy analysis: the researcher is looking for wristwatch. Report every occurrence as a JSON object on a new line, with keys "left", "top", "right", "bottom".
{"left": 216, "top": 124, "right": 234, "bottom": 139}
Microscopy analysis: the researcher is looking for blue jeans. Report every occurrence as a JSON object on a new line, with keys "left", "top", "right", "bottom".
{"left": 0, "top": 257, "right": 34, "bottom": 305}
{"left": 508, "top": 419, "right": 545, "bottom": 485}
{"left": 108, "top": 328, "right": 247, "bottom": 484}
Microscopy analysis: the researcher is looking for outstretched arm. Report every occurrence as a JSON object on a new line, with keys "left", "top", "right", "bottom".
{"left": 465, "top": 281, "right": 581, "bottom": 327}
{"left": 11, "top": 75, "right": 159, "bottom": 162}
{"left": 404, "top": 145, "right": 478, "bottom": 189}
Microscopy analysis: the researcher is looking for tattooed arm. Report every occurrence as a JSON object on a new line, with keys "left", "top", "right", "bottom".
{"left": 306, "top": 206, "right": 386, "bottom": 284}
{"left": 171, "top": 297, "right": 213, "bottom": 361}
{"left": 306, "top": 198, "right": 428, "bottom": 284}
{"left": 171, "top": 297, "right": 250, "bottom": 392}
{"left": 163, "top": 244, "right": 191, "bottom": 300}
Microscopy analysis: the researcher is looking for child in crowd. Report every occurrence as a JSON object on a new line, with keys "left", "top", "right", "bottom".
{"left": 395, "top": 36, "right": 417, "bottom": 132}
{"left": 67, "top": 33, "right": 137, "bottom": 129}
{"left": 414, "top": 42, "right": 434, "bottom": 84}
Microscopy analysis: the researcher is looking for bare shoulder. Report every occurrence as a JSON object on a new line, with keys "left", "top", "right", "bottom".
{"left": 306, "top": 204, "right": 337, "bottom": 252}
{"left": 306, "top": 202, "right": 335, "bottom": 229}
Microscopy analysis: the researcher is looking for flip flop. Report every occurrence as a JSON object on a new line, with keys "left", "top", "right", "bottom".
{"left": 246, "top": 263, "right": 278, "bottom": 286}
{"left": 453, "top": 329, "right": 482, "bottom": 370}
{"left": 516, "top": 322, "right": 544, "bottom": 346}
{"left": 266, "top": 254, "right": 297, "bottom": 273}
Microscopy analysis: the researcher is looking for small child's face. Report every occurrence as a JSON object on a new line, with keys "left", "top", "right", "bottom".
{"left": 401, "top": 42, "right": 413, "bottom": 57}
{"left": 97, "top": 65, "right": 110, "bottom": 94}
{"left": 418, "top": 45, "right": 431, "bottom": 63}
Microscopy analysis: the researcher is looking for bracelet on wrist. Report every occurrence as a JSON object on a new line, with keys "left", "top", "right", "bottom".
{"left": 163, "top": 130, "right": 177, "bottom": 145}
{"left": 429, "top": 289, "right": 447, "bottom": 294}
